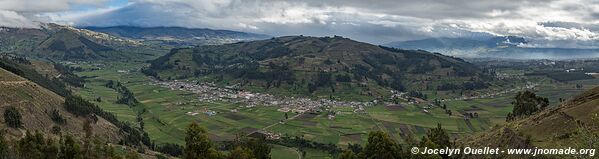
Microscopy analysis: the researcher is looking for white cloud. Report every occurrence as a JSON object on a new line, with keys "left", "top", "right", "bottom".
{"left": 1, "top": 0, "right": 599, "bottom": 48}
{"left": 0, "top": 10, "right": 37, "bottom": 28}
{"left": 0, "top": 0, "right": 106, "bottom": 12}
{"left": 0, "top": 0, "right": 108, "bottom": 28}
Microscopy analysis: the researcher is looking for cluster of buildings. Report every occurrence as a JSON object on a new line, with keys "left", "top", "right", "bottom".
{"left": 153, "top": 80, "right": 375, "bottom": 114}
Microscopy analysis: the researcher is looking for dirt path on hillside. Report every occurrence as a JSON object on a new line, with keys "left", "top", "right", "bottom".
{"left": 0, "top": 81, "right": 27, "bottom": 85}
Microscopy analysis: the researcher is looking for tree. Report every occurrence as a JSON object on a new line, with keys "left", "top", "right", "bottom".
{"left": 227, "top": 147, "right": 254, "bottom": 159}
{"left": 82, "top": 119, "right": 94, "bottom": 157}
{"left": 284, "top": 113, "right": 288, "bottom": 120}
{"left": 230, "top": 134, "right": 271, "bottom": 159}
{"left": 126, "top": 149, "right": 142, "bottom": 159}
{"left": 43, "top": 138, "right": 60, "bottom": 159}
{"left": 243, "top": 138, "right": 271, "bottom": 159}
{"left": 17, "top": 131, "right": 47, "bottom": 159}
{"left": 347, "top": 143, "right": 362, "bottom": 154}
{"left": 50, "top": 109, "right": 66, "bottom": 125}
{"left": 415, "top": 123, "right": 450, "bottom": 159}
{"left": 183, "top": 122, "right": 220, "bottom": 159}
{"left": 507, "top": 91, "right": 549, "bottom": 121}
{"left": 0, "top": 132, "right": 8, "bottom": 159}
{"left": 338, "top": 150, "right": 358, "bottom": 159}
{"left": 417, "top": 136, "right": 442, "bottom": 159}
{"left": 426, "top": 124, "right": 450, "bottom": 149}
{"left": 359, "top": 131, "right": 403, "bottom": 159}
{"left": 60, "top": 135, "right": 81, "bottom": 159}
{"left": 4, "top": 106, "right": 22, "bottom": 128}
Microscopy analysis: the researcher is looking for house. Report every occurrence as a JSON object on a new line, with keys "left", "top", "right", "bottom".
{"left": 247, "top": 130, "right": 281, "bottom": 140}
{"left": 204, "top": 110, "right": 217, "bottom": 116}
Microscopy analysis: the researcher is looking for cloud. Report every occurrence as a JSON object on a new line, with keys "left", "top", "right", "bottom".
{"left": 0, "top": 0, "right": 106, "bottom": 12}
{"left": 0, "top": 0, "right": 108, "bottom": 28}
{"left": 0, "top": 10, "right": 37, "bottom": 28}
{"left": 1, "top": 0, "right": 599, "bottom": 48}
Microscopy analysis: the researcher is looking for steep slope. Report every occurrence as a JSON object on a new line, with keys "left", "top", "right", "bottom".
{"left": 0, "top": 27, "right": 48, "bottom": 54}
{"left": 465, "top": 86, "right": 599, "bottom": 149}
{"left": 0, "top": 67, "right": 122, "bottom": 142}
{"left": 36, "top": 29, "right": 114, "bottom": 59}
{"left": 0, "top": 23, "right": 162, "bottom": 60}
{"left": 84, "top": 26, "right": 270, "bottom": 46}
{"left": 146, "top": 36, "right": 488, "bottom": 100}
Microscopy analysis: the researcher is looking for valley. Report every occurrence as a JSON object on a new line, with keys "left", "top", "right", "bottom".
{"left": 66, "top": 56, "right": 599, "bottom": 158}
{"left": 1, "top": 23, "right": 599, "bottom": 159}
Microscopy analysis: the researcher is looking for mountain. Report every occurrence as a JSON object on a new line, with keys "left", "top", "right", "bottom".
{"left": 0, "top": 23, "right": 138, "bottom": 60}
{"left": 0, "top": 66, "right": 122, "bottom": 141}
{"left": 36, "top": 29, "right": 115, "bottom": 59}
{"left": 385, "top": 36, "right": 599, "bottom": 59}
{"left": 465, "top": 86, "right": 599, "bottom": 150}
{"left": 84, "top": 26, "right": 271, "bottom": 46}
{"left": 145, "top": 36, "right": 489, "bottom": 100}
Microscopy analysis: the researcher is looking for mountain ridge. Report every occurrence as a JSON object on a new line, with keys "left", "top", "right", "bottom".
{"left": 84, "top": 25, "right": 271, "bottom": 46}
{"left": 145, "top": 35, "right": 490, "bottom": 100}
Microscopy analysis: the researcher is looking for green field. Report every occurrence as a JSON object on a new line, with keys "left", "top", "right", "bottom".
{"left": 71, "top": 61, "right": 599, "bottom": 157}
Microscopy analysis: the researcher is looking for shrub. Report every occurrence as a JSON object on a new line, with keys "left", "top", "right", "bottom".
{"left": 4, "top": 106, "right": 22, "bottom": 128}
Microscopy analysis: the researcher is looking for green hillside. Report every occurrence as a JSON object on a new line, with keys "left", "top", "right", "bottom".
{"left": 35, "top": 29, "right": 114, "bottom": 59}
{"left": 0, "top": 24, "right": 166, "bottom": 61}
{"left": 146, "top": 36, "right": 490, "bottom": 100}
{"left": 0, "top": 67, "right": 123, "bottom": 142}
{"left": 464, "top": 86, "right": 599, "bottom": 154}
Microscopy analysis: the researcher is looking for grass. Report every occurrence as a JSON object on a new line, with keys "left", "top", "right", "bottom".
{"left": 75, "top": 62, "right": 288, "bottom": 144}
{"left": 69, "top": 61, "right": 599, "bottom": 157}
{"left": 270, "top": 145, "right": 300, "bottom": 159}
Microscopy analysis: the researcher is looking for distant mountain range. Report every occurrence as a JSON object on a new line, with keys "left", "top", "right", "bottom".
{"left": 384, "top": 36, "right": 599, "bottom": 59}
{"left": 0, "top": 23, "right": 271, "bottom": 60}
{"left": 84, "top": 26, "right": 270, "bottom": 46}
{"left": 0, "top": 23, "right": 146, "bottom": 60}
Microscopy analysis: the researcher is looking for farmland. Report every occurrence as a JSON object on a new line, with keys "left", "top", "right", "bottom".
{"left": 68, "top": 59, "right": 599, "bottom": 158}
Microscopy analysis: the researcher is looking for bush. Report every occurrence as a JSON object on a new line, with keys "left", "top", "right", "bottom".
{"left": 4, "top": 106, "right": 22, "bottom": 128}
{"left": 50, "top": 109, "right": 66, "bottom": 125}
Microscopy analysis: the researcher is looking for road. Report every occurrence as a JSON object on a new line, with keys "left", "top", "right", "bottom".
{"left": 261, "top": 113, "right": 302, "bottom": 131}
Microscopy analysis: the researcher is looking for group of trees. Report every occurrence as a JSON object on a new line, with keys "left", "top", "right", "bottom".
{"left": 52, "top": 62, "right": 85, "bottom": 87}
{"left": 437, "top": 81, "right": 488, "bottom": 91}
{"left": 407, "top": 91, "right": 427, "bottom": 100}
{"left": 181, "top": 122, "right": 272, "bottom": 159}
{"left": 352, "top": 61, "right": 407, "bottom": 92}
{"left": 63, "top": 95, "right": 151, "bottom": 148}
{"left": 50, "top": 109, "right": 67, "bottom": 125}
{"left": 177, "top": 121, "right": 453, "bottom": 159}
{"left": 307, "top": 72, "right": 334, "bottom": 93}
{"left": 339, "top": 123, "right": 452, "bottom": 159}
{"left": 506, "top": 90, "right": 549, "bottom": 121}
{"left": 0, "top": 128, "right": 142, "bottom": 159}
{"left": 105, "top": 80, "right": 139, "bottom": 107}
{"left": 0, "top": 59, "right": 71, "bottom": 96}
{"left": 269, "top": 135, "right": 341, "bottom": 156}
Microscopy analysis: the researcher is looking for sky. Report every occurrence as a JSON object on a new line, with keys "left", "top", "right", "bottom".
{"left": 1, "top": 0, "right": 599, "bottom": 47}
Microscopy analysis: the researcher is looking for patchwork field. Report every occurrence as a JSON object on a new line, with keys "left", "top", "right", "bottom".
{"left": 70, "top": 61, "right": 599, "bottom": 157}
